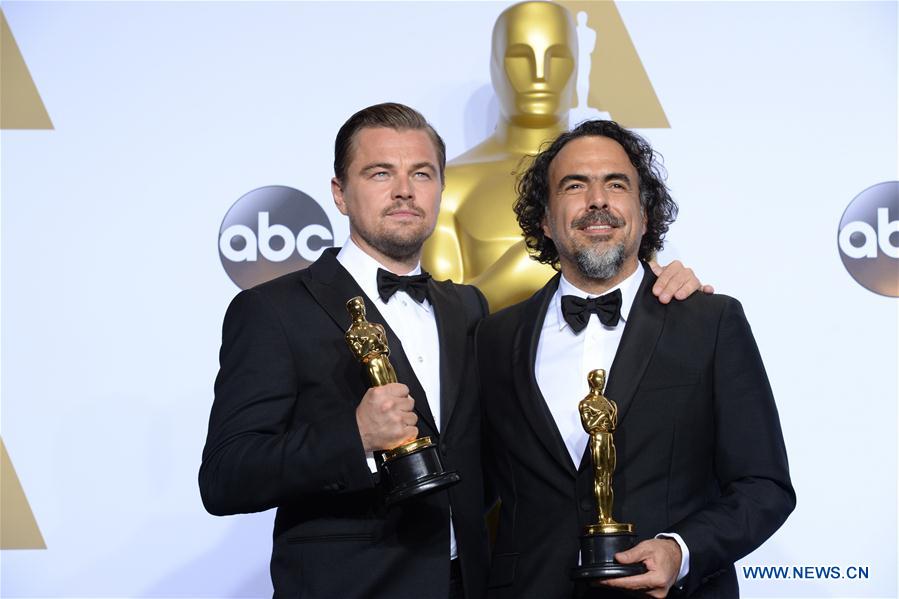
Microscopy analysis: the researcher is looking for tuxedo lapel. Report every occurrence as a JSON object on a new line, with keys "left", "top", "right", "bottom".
{"left": 605, "top": 263, "right": 666, "bottom": 425}
{"left": 512, "top": 275, "right": 578, "bottom": 478}
{"left": 300, "top": 249, "right": 360, "bottom": 333}
{"left": 301, "top": 249, "right": 439, "bottom": 434}
{"left": 383, "top": 330, "right": 439, "bottom": 436}
{"left": 428, "top": 280, "right": 465, "bottom": 433}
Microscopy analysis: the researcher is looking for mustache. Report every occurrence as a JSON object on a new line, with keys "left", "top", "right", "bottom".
{"left": 382, "top": 201, "right": 425, "bottom": 218}
{"left": 571, "top": 209, "right": 625, "bottom": 229}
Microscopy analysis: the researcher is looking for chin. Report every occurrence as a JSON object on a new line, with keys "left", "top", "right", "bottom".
{"left": 383, "top": 229, "right": 429, "bottom": 250}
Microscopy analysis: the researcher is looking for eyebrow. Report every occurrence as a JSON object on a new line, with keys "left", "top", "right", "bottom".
{"left": 360, "top": 161, "right": 437, "bottom": 174}
{"left": 360, "top": 162, "right": 395, "bottom": 174}
{"left": 556, "top": 173, "right": 590, "bottom": 190}
{"left": 604, "top": 172, "right": 632, "bottom": 186}
{"left": 555, "top": 172, "right": 632, "bottom": 190}
{"left": 412, "top": 161, "right": 437, "bottom": 172}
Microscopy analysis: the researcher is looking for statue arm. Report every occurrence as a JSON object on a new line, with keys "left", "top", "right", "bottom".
{"left": 469, "top": 240, "right": 555, "bottom": 311}
{"left": 422, "top": 204, "right": 465, "bottom": 282}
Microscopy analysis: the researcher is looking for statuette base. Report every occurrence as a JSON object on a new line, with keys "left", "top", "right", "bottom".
{"left": 571, "top": 530, "right": 647, "bottom": 580}
{"left": 379, "top": 439, "right": 460, "bottom": 506}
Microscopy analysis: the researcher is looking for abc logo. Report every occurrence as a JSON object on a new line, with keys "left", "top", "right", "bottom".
{"left": 219, "top": 185, "right": 334, "bottom": 289}
{"left": 837, "top": 181, "right": 898, "bottom": 297}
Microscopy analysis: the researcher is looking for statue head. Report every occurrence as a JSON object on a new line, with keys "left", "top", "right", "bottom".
{"left": 490, "top": 1, "right": 577, "bottom": 127}
{"left": 588, "top": 369, "right": 606, "bottom": 394}
{"left": 346, "top": 296, "right": 367, "bottom": 322}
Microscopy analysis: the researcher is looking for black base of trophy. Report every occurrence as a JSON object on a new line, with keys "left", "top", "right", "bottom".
{"left": 379, "top": 442, "right": 461, "bottom": 506}
{"left": 571, "top": 531, "right": 648, "bottom": 580}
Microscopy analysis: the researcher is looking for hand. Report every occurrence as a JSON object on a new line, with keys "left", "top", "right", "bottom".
{"left": 598, "top": 538, "right": 682, "bottom": 598}
{"left": 355, "top": 383, "right": 418, "bottom": 452}
{"left": 649, "top": 259, "right": 714, "bottom": 304}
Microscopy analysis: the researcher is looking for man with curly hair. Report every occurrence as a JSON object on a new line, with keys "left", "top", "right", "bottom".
{"left": 477, "top": 120, "right": 795, "bottom": 598}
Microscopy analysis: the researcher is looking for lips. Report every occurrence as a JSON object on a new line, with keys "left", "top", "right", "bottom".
{"left": 383, "top": 204, "right": 424, "bottom": 218}
{"left": 572, "top": 210, "right": 624, "bottom": 231}
{"left": 385, "top": 210, "right": 422, "bottom": 219}
{"left": 582, "top": 224, "right": 614, "bottom": 233}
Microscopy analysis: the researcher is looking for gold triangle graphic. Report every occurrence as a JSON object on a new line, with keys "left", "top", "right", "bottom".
{"left": 1, "top": 437, "right": 46, "bottom": 549}
{"left": 1, "top": 7, "right": 53, "bottom": 129}
{"left": 559, "top": 0, "right": 669, "bottom": 128}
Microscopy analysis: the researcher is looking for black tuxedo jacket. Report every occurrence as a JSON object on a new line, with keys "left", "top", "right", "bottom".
{"left": 200, "top": 248, "right": 489, "bottom": 599}
{"left": 476, "top": 264, "right": 795, "bottom": 598}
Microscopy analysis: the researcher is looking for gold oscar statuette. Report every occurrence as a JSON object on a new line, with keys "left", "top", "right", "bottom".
{"left": 422, "top": 1, "right": 668, "bottom": 312}
{"left": 571, "top": 369, "right": 647, "bottom": 580}
{"left": 345, "top": 296, "right": 460, "bottom": 505}
{"left": 421, "top": 1, "right": 577, "bottom": 311}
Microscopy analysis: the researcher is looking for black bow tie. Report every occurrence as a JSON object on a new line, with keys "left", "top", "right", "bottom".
{"left": 561, "top": 289, "right": 622, "bottom": 332}
{"left": 376, "top": 268, "right": 431, "bottom": 304}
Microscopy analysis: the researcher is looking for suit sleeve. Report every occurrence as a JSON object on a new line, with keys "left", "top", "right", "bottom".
{"left": 199, "top": 289, "right": 374, "bottom": 516}
{"left": 670, "top": 298, "right": 796, "bottom": 594}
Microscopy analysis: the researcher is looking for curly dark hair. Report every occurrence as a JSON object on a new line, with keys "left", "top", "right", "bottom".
{"left": 514, "top": 120, "right": 677, "bottom": 268}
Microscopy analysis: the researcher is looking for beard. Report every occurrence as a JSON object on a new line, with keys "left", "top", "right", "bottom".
{"left": 353, "top": 201, "right": 433, "bottom": 263}
{"left": 565, "top": 208, "right": 630, "bottom": 281}
{"left": 573, "top": 241, "right": 626, "bottom": 281}
{"left": 361, "top": 227, "right": 429, "bottom": 263}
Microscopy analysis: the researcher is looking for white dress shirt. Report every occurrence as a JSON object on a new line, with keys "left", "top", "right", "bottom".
{"left": 336, "top": 239, "right": 456, "bottom": 558}
{"left": 535, "top": 264, "right": 689, "bottom": 581}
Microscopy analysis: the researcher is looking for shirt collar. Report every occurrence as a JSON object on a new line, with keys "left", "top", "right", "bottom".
{"left": 550, "top": 262, "right": 645, "bottom": 331}
{"left": 336, "top": 237, "right": 429, "bottom": 310}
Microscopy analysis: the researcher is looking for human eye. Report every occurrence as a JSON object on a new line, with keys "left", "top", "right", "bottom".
{"left": 371, "top": 170, "right": 389, "bottom": 180}
{"left": 413, "top": 171, "right": 432, "bottom": 180}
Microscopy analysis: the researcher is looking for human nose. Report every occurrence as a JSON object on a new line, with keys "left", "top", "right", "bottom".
{"left": 393, "top": 175, "right": 413, "bottom": 200}
{"left": 586, "top": 183, "right": 608, "bottom": 210}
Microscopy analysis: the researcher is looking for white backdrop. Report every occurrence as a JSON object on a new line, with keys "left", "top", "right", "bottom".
{"left": 1, "top": 1, "right": 896, "bottom": 597}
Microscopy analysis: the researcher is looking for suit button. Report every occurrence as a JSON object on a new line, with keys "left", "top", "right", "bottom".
{"left": 580, "top": 499, "right": 592, "bottom": 511}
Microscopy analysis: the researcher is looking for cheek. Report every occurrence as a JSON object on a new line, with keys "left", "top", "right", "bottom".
{"left": 419, "top": 188, "right": 441, "bottom": 217}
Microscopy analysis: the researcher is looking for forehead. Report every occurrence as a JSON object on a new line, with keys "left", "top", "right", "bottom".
{"left": 349, "top": 127, "right": 438, "bottom": 166}
{"left": 548, "top": 136, "right": 636, "bottom": 182}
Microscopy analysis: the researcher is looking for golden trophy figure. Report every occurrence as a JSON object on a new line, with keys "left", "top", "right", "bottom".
{"left": 421, "top": 1, "right": 576, "bottom": 311}
{"left": 571, "top": 369, "right": 646, "bottom": 580}
{"left": 345, "top": 296, "right": 460, "bottom": 505}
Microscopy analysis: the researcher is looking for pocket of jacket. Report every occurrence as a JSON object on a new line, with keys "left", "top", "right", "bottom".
{"left": 637, "top": 371, "right": 700, "bottom": 392}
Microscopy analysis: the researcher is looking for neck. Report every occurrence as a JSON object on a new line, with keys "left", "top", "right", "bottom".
{"left": 562, "top": 258, "right": 640, "bottom": 296}
{"left": 494, "top": 116, "right": 567, "bottom": 154}
{"left": 349, "top": 233, "right": 420, "bottom": 274}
